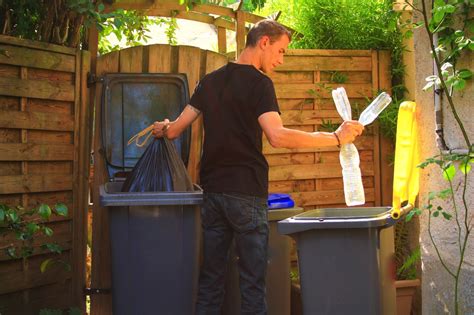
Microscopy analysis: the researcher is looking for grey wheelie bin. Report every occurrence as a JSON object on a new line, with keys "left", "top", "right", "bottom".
{"left": 278, "top": 207, "right": 398, "bottom": 315}
{"left": 277, "top": 101, "right": 421, "bottom": 315}
{"left": 98, "top": 73, "right": 202, "bottom": 315}
{"left": 224, "top": 194, "right": 303, "bottom": 315}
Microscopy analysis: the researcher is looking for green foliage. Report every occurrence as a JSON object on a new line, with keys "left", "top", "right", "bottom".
{"left": 397, "top": 247, "right": 421, "bottom": 280}
{"left": 330, "top": 71, "right": 348, "bottom": 84}
{"left": 0, "top": 203, "right": 68, "bottom": 271}
{"left": 257, "top": 0, "right": 406, "bottom": 141}
{"left": 98, "top": 10, "right": 170, "bottom": 54}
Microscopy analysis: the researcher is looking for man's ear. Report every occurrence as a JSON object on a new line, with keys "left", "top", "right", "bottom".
{"left": 259, "top": 35, "right": 270, "bottom": 49}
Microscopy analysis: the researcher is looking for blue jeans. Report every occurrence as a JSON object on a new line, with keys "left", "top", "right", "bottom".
{"left": 195, "top": 192, "right": 269, "bottom": 315}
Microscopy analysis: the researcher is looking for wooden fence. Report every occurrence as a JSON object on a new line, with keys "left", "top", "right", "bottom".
{"left": 266, "top": 49, "right": 393, "bottom": 208}
{"left": 0, "top": 35, "right": 90, "bottom": 313}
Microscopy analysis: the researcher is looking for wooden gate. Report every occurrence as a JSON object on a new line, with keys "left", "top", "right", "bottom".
{"left": 0, "top": 35, "right": 91, "bottom": 313}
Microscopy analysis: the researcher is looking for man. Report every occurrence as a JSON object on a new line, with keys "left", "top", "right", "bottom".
{"left": 153, "top": 19, "right": 364, "bottom": 315}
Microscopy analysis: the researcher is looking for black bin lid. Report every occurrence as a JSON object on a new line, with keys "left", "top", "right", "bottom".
{"left": 101, "top": 73, "right": 191, "bottom": 180}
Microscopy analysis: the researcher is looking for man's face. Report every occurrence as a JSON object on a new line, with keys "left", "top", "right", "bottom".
{"left": 260, "top": 34, "right": 290, "bottom": 74}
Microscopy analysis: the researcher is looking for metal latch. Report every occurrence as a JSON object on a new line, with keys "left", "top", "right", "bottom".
{"left": 84, "top": 287, "right": 111, "bottom": 295}
{"left": 87, "top": 72, "right": 104, "bottom": 88}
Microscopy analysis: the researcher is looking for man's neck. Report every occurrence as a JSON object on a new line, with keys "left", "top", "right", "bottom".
{"left": 236, "top": 47, "right": 261, "bottom": 71}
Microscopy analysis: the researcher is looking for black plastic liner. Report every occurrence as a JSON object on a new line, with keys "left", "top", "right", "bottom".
{"left": 122, "top": 137, "right": 193, "bottom": 192}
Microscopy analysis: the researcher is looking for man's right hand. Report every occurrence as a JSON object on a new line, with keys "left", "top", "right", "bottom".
{"left": 335, "top": 120, "right": 364, "bottom": 145}
{"left": 152, "top": 119, "right": 170, "bottom": 138}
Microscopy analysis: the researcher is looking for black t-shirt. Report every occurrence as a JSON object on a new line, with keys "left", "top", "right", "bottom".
{"left": 189, "top": 62, "right": 280, "bottom": 198}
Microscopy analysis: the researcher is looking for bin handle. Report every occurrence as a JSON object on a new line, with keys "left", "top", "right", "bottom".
{"left": 127, "top": 124, "right": 154, "bottom": 147}
{"left": 391, "top": 101, "right": 420, "bottom": 219}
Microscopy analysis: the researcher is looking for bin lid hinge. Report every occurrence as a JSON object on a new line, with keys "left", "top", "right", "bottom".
{"left": 87, "top": 72, "right": 105, "bottom": 88}
{"left": 84, "top": 287, "right": 111, "bottom": 296}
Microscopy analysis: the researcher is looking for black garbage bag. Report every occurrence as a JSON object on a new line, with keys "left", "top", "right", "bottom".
{"left": 122, "top": 137, "right": 194, "bottom": 192}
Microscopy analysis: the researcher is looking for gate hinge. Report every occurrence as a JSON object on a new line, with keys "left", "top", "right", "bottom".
{"left": 87, "top": 72, "right": 104, "bottom": 88}
{"left": 84, "top": 287, "right": 111, "bottom": 295}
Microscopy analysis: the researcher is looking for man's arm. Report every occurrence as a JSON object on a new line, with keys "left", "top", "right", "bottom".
{"left": 152, "top": 105, "right": 201, "bottom": 139}
{"left": 258, "top": 111, "right": 363, "bottom": 148}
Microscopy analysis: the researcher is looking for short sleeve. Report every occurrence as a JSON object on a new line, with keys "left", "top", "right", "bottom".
{"left": 254, "top": 77, "right": 280, "bottom": 118}
{"left": 189, "top": 79, "right": 205, "bottom": 111}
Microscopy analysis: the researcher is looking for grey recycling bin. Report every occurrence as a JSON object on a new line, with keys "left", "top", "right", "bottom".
{"left": 278, "top": 207, "right": 397, "bottom": 315}
{"left": 223, "top": 207, "right": 303, "bottom": 315}
{"left": 98, "top": 73, "right": 203, "bottom": 315}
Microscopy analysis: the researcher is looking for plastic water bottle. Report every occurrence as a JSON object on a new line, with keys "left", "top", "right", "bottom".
{"left": 358, "top": 92, "right": 392, "bottom": 126}
{"left": 339, "top": 143, "right": 365, "bottom": 206}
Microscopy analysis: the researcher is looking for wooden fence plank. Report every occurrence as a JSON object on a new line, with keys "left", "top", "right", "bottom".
{"left": 91, "top": 50, "right": 119, "bottom": 315}
{"left": 0, "top": 77, "right": 74, "bottom": 102}
{"left": 0, "top": 110, "right": 74, "bottom": 131}
{"left": 276, "top": 56, "right": 372, "bottom": 71}
{"left": 178, "top": 46, "right": 202, "bottom": 182}
{"left": 0, "top": 253, "right": 72, "bottom": 294}
{"left": 0, "top": 144, "right": 74, "bottom": 161}
{"left": 269, "top": 179, "right": 315, "bottom": 193}
{"left": 71, "top": 49, "right": 91, "bottom": 311}
{"left": 0, "top": 175, "right": 73, "bottom": 194}
{"left": 27, "top": 130, "right": 73, "bottom": 144}
{"left": 265, "top": 153, "right": 315, "bottom": 166}
{"left": 263, "top": 136, "right": 374, "bottom": 154}
{"left": 120, "top": 46, "right": 143, "bottom": 72}
{"left": 274, "top": 83, "right": 373, "bottom": 99}
{"left": 148, "top": 45, "right": 172, "bottom": 73}
{"left": 290, "top": 188, "right": 376, "bottom": 207}
{"left": 280, "top": 110, "right": 342, "bottom": 125}
{"left": 0, "top": 44, "right": 75, "bottom": 72}
{"left": 0, "top": 35, "right": 77, "bottom": 55}
{"left": 285, "top": 49, "right": 372, "bottom": 56}
{"left": 269, "top": 162, "right": 375, "bottom": 181}
{"left": 26, "top": 99, "right": 73, "bottom": 115}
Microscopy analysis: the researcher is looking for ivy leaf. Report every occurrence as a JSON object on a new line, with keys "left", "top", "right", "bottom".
{"left": 442, "top": 164, "right": 456, "bottom": 181}
{"left": 42, "top": 243, "right": 62, "bottom": 254}
{"left": 442, "top": 212, "right": 452, "bottom": 220}
{"left": 458, "top": 69, "right": 472, "bottom": 79}
{"left": 433, "top": 211, "right": 440, "bottom": 217}
{"left": 54, "top": 203, "right": 68, "bottom": 217}
{"left": 6, "top": 247, "right": 16, "bottom": 259}
{"left": 38, "top": 204, "right": 52, "bottom": 220}
{"left": 405, "top": 208, "right": 421, "bottom": 222}
{"left": 459, "top": 160, "right": 471, "bottom": 174}
{"left": 6, "top": 210, "right": 19, "bottom": 223}
{"left": 438, "top": 188, "right": 453, "bottom": 199}
{"left": 43, "top": 227, "right": 53, "bottom": 237}
{"left": 26, "top": 222, "right": 39, "bottom": 235}
{"left": 0, "top": 205, "right": 5, "bottom": 222}
{"left": 452, "top": 78, "right": 466, "bottom": 90}
{"left": 433, "top": 10, "right": 445, "bottom": 23}
{"left": 40, "top": 258, "right": 53, "bottom": 273}
{"left": 428, "top": 192, "right": 436, "bottom": 200}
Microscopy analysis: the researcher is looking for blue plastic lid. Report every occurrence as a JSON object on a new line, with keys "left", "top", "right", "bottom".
{"left": 268, "top": 193, "right": 295, "bottom": 210}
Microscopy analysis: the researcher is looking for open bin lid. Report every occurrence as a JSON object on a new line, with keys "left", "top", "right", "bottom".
{"left": 101, "top": 73, "right": 191, "bottom": 180}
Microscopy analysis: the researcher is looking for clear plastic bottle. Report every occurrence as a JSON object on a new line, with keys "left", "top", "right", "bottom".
{"left": 339, "top": 143, "right": 365, "bottom": 206}
{"left": 332, "top": 87, "right": 364, "bottom": 206}
{"left": 358, "top": 92, "right": 392, "bottom": 126}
